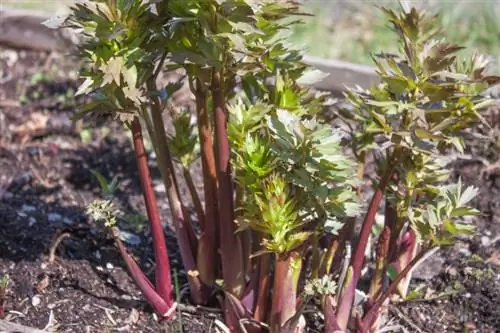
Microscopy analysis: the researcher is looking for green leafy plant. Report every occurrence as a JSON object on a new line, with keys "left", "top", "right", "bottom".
{"left": 90, "top": 169, "right": 119, "bottom": 198}
{"left": 50, "top": 1, "right": 498, "bottom": 332}
{"left": 329, "top": 4, "right": 499, "bottom": 332}
{"left": 0, "top": 274, "right": 8, "bottom": 319}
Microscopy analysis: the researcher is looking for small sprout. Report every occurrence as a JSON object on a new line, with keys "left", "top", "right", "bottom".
{"left": 86, "top": 199, "right": 118, "bottom": 227}
{"left": 304, "top": 275, "right": 337, "bottom": 297}
{"left": 90, "top": 169, "right": 120, "bottom": 197}
{"left": 80, "top": 128, "right": 93, "bottom": 145}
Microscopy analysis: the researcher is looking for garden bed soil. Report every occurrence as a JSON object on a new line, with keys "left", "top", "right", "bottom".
{"left": 0, "top": 49, "right": 499, "bottom": 333}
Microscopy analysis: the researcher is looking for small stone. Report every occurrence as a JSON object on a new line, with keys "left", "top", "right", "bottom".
{"left": 95, "top": 250, "right": 101, "bottom": 260}
{"left": 40, "top": 262, "right": 47, "bottom": 269}
{"left": 126, "top": 308, "right": 139, "bottom": 324}
{"left": 153, "top": 182, "right": 165, "bottom": 193}
{"left": 63, "top": 217, "right": 73, "bottom": 225}
{"left": 17, "top": 211, "right": 27, "bottom": 218}
{"left": 31, "top": 295, "right": 41, "bottom": 307}
{"left": 459, "top": 248, "right": 471, "bottom": 257}
{"left": 106, "top": 262, "right": 114, "bottom": 270}
{"left": 481, "top": 236, "right": 490, "bottom": 247}
{"left": 96, "top": 266, "right": 104, "bottom": 272}
{"left": 21, "top": 204, "right": 37, "bottom": 213}
{"left": 28, "top": 216, "right": 37, "bottom": 227}
{"left": 48, "top": 212, "right": 62, "bottom": 223}
{"left": 464, "top": 292, "right": 471, "bottom": 298}
{"left": 121, "top": 294, "right": 132, "bottom": 301}
{"left": 119, "top": 230, "right": 141, "bottom": 246}
{"left": 446, "top": 266, "right": 458, "bottom": 277}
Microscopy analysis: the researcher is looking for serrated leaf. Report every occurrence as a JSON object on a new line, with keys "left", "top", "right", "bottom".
{"left": 296, "top": 69, "right": 329, "bottom": 86}
{"left": 458, "top": 186, "right": 478, "bottom": 207}
{"left": 414, "top": 128, "right": 445, "bottom": 141}
{"left": 41, "top": 15, "right": 68, "bottom": 29}
{"left": 76, "top": 77, "right": 95, "bottom": 96}
{"left": 383, "top": 76, "right": 409, "bottom": 96}
{"left": 123, "top": 65, "right": 138, "bottom": 90}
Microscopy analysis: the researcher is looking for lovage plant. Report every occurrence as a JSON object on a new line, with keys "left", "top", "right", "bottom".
{"left": 52, "top": 0, "right": 499, "bottom": 332}
{"left": 327, "top": 4, "right": 500, "bottom": 332}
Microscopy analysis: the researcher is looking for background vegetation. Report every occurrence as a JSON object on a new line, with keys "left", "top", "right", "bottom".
{"left": 4, "top": 0, "right": 500, "bottom": 70}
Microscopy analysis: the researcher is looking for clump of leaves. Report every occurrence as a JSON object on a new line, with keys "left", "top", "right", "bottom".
{"left": 329, "top": 3, "right": 499, "bottom": 332}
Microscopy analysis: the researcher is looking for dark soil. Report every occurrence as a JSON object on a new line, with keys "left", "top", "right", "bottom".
{"left": 1, "top": 49, "right": 499, "bottom": 333}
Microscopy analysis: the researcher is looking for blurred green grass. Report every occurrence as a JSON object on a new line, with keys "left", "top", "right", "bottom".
{"left": 290, "top": 0, "right": 500, "bottom": 70}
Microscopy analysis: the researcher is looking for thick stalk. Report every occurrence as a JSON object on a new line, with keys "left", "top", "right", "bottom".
{"left": 361, "top": 248, "right": 430, "bottom": 331}
{"left": 182, "top": 165, "right": 205, "bottom": 229}
{"left": 323, "top": 219, "right": 355, "bottom": 277}
{"left": 385, "top": 173, "right": 402, "bottom": 263}
{"left": 270, "top": 252, "right": 302, "bottom": 333}
{"left": 194, "top": 79, "right": 218, "bottom": 286}
{"left": 368, "top": 226, "right": 391, "bottom": 300}
{"left": 111, "top": 227, "right": 175, "bottom": 318}
{"left": 131, "top": 117, "right": 173, "bottom": 305}
{"left": 366, "top": 226, "right": 391, "bottom": 333}
{"left": 254, "top": 253, "right": 271, "bottom": 323}
{"left": 324, "top": 295, "right": 342, "bottom": 333}
{"left": 335, "top": 150, "right": 401, "bottom": 330}
{"left": 211, "top": 69, "right": 245, "bottom": 297}
{"left": 391, "top": 229, "right": 418, "bottom": 298}
{"left": 146, "top": 83, "right": 205, "bottom": 304}
{"left": 147, "top": 80, "right": 198, "bottom": 253}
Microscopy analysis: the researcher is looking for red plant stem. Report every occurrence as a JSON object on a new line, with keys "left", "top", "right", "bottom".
{"left": 131, "top": 117, "right": 173, "bottom": 305}
{"left": 211, "top": 69, "right": 245, "bottom": 298}
{"left": 254, "top": 253, "right": 271, "bottom": 323}
{"left": 182, "top": 166, "right": 205, "bottom": 229}
{"left": 384, "top": 201, "right": 399, "bottom": 260}
{"left": 324, "top": 295, "right": 342, "bottom": 333}
{"left": 391, "top": 229, "right": 418, "bottom": 298}
{"left": 111, "top": 227, "right": 175, "bottom": 318}
{"left": 0, "top": 288, "right": 6, "bottom": 319}
{"left": 335, "top": 151, "right": 400, "bottom": 330}
{"left": 146, "top": 91, "right": 205, "bottom": 305}
{"left": 194, "top": 80, "right": 218, "bottom": 286}
{"left": 369, "top": 226, "right": 391, "bottom": 301}
{"left": 147, "top": 80, "right": 198, "bottom": 253}
{"left": 271, "top": 252, "right": 302, "bottom": 333}
{"left": 325, "top": 219, "right": 355, "bottom": 276}
{"left": 361, "top": 248, "right": 429, "bottom": 330}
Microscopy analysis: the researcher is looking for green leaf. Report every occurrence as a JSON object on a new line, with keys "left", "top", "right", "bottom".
{"left": 414, "top": 128, "right": 445, "bottom": 141}
{"left": 386, "top": 265, "right": 398, "bottom": 281}
{"left": 296, "top": 69, "right": 329, "bottom": 86}
{"left": 76, "top": 77, "right": 95, "bottom": 96}
{"left": 458, "top": 185, "right": 479, "bottom": 207}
